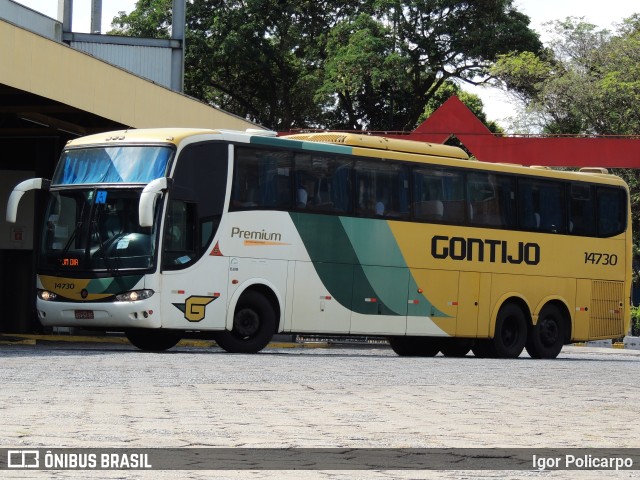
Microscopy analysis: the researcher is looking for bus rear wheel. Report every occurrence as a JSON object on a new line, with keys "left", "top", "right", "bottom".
{"left": 492, "top": 303, "right": 527, "bottom": 359}
{"left": 125, "top": 329, "right": 181, "bottom": 352}
{"left": 387, "top": 336, "right": 440, "bottom": 357}
{"left": 525, "top": 304, "right": 565, "bottom": 359}
{"left": 214, "top": 291, "right": 276, "bottom": 354}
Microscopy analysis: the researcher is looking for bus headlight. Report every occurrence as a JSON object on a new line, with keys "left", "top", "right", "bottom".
{"left": 115, "top": 289, "right": 154, "bottom": 302}
{"left": 37, "top": 289, "right": 57, "bottom": 301}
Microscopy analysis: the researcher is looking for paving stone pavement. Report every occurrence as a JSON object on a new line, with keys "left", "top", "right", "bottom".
{"left": 1, "top": 341, "right": 639, "bottom": 479}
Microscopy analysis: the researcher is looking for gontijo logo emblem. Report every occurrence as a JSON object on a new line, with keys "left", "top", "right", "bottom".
{"left": 172, "top": 295, "right": 219, "bottom": 322}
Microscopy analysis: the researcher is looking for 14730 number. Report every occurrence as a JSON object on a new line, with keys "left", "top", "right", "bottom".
{"left": 584, "top": 252, "right": 618, "bottom": 265}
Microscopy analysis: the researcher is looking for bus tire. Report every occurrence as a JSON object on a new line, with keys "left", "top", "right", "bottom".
{"left": 525, "top": 304, "right": 565, "bottom": 359}
{"left": 387, "top": 337, "right": 440, "bottom": 357}
{"left": 125, "top": 329, "right": 181, "bottom": 352}
{"left": 492, "top": 303, "right": 527, "bottom": 359}
{"left": 440, "top": 339, "right": 472, "bottom": 357}
{"left": 215, "top": 290, "right": 276, "bottom": 353}
{"left": 471, "top": 340, "right": 497, "bottom": 358}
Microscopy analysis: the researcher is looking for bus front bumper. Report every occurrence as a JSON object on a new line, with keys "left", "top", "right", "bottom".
{"left": 36, "top": 297, "right": 162, "bottom": 329}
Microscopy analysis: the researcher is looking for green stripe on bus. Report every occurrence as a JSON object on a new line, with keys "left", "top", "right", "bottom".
{"left": 290, "top": 213, "right": 447, "bottom": 317}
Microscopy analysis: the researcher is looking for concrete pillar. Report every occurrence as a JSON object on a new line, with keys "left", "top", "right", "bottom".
{"left": 91, "top": 0, "right": 102, "bottom": 34}
{"left": 171, "top": 0, "right": 186, "bottom": 92}
{"left": 58, "top": 0, "right": 73, "bottom": 33}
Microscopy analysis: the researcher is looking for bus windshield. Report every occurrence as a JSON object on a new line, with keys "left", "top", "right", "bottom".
{"left": 40, "top": 188, "right": 159, "bottom": 273}
{"left": 52, "top": 146, "right": 173, "bottom": 185}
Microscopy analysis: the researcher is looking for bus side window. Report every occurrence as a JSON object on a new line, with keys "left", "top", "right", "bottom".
{"left": 355, "top": 160, "right": 409, "bottom": 218}
{"left": 296, "top": 153, "right": 352, "bottom": 214}
{"left": 232, "top": 148, "right": 293, "bottom": 210}
{"left": 597, "top": 187, "right": 626, "bottom": 237}
{"left": 468, "top": 172, "right": 516, "bottom": 227}
{"left": 441, "top": 170, "right": 466, "bottom": 223}
{"left": 413, "top": 167, "right": 446, "bottom": 222}
{"left": 569, "top": 184, "right": 595, "bottom": 236}
{"left": 518, "top": 178, "right": 565, "bottom": 233}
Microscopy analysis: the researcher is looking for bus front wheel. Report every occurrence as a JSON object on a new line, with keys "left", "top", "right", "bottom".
{"left": 215, "top": 291, "right": 276, "bottom": 354}
{"left": 125, "top": 328, "right": 181, "bottom": 352}
{"left": 525, "top": 304, "right": 565, "bottom": 359}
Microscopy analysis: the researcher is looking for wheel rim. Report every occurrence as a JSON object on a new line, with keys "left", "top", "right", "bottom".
{"left": 234, "top": 308, "right": 260, "bottom": 337}
{"left": 539, "top": 317, "right": 559, "bottom": 347}
{"left": 501, "top": 316, "right": 520, "bottom": 347}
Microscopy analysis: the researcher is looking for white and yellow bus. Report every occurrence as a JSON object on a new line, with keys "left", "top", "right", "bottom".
{"left": 6, "top": 129, "right": 632, "bottom": 358}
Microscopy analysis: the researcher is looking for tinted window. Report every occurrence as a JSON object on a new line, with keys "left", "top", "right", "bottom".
{"left": 413, "top": 167, "right": 466, "bottom": 223}
{"left": 163, "top": 142, "right": 228, "bottom": 269}
{"left": 231, "top": 147, "right": 293, "bottom": 210}
{"left": 518, "top": 178, "right": 565, "bottom": 233}
{"left": 355, "top": 160, "right": 409, "bottom": 218}
{"left": 597, "top": 187, "right": 626, "bottom": 237}
{"left": 569, "top": 184, "right": 595, "bottom": 236}
{"left": 467, "top": 172, "right": 516, "bottom": 228}
{"left": 295, "top": 153, "right": 352, "bottom": 214}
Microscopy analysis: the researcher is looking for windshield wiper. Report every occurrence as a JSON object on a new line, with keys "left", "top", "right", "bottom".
{"left": 91, "top": 205, "right": 121, "bottom": 273}
{"left": 59, "top": 220, "right": 83, "bottom": 257}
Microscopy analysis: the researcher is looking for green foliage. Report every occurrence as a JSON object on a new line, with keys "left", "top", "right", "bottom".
{"left": 111, "top": 0, "right": 172, "bottom": 38}
{"left": 109, "top": 0, "right": 541, "bottom": 131}
{"left": 630, "top": 305, "right": 640, "bottom": 336}
{"left": 491, "top": 16, "right": 640, "bottom": 135}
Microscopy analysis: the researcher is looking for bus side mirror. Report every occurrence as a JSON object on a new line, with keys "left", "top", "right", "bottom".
{"left": 6, "top": 178, "right": 50, "bottom": 223}
{"left": 139, "top": 177, "right": 172, "bottom": 227}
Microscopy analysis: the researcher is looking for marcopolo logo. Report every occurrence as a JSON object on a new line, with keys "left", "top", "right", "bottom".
{"left": 431, "top": 235, "right": 540, "bottom": 265}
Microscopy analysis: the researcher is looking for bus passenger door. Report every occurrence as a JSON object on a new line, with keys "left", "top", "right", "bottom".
{"left": 456, "top": 272, "right": 481, "bottom": 337}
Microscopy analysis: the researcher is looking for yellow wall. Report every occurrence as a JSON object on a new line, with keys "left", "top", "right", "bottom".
{"left": 0, "top": 19, "right": 260, "bottom": 131}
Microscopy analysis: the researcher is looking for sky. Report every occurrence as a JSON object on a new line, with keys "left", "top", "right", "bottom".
{"left": 13, "top": 0, "right": 640, "bottom": 129}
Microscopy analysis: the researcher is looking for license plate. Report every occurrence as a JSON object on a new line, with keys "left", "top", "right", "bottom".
{"left": 74, "top": 310, "right": 94, "bottom": 320}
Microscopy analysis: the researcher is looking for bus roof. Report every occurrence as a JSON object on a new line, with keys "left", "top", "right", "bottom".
{"left": 62, "top": 128, "right": 628, "bottom": 188}
{"left": 284, "top": 132, "right": 469, "bottom": 160}
{"left": 64, "top": 128, "right": 222, "bottom": 147}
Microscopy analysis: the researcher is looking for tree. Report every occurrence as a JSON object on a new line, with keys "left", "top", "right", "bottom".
{"left": 490, "top": 15, "right": 640, "bottom": 244}
{"left": 491, "top": 15, "right": 640, "bottom": 135}
{"left": 111, "top": 1, "right": 541, "bottom": 131}
{"left": 301, "top": 0, "right": 542, "bottom": 130}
